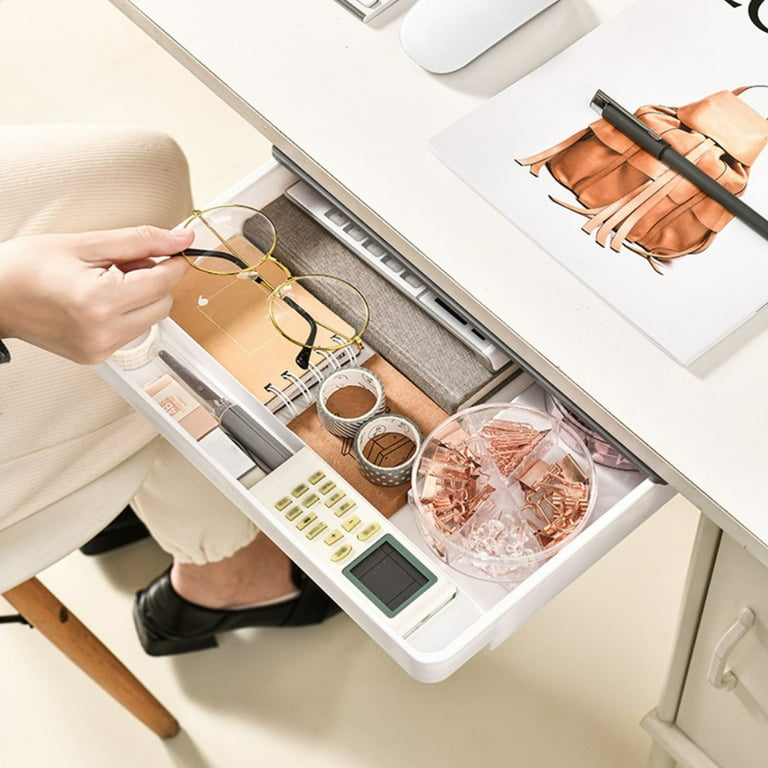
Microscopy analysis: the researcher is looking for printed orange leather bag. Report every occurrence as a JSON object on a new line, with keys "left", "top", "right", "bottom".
{"left": 517, "top": 87, "right": 768, "bottom": 272}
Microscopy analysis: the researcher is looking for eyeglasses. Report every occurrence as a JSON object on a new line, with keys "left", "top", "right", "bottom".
{"left": 178, "top": 204, "right": 369, "bottom": 370}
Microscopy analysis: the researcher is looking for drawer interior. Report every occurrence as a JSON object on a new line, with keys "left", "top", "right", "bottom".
{"left": 98, "top": 159, "right": 674, "bottom": 682}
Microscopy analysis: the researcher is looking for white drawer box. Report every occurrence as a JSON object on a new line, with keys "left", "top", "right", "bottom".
{"left": 98, "top": 158, "right": 674, "bottom": 682}
{"left": 676, "top": 534, "right": 768, "bottom": 768}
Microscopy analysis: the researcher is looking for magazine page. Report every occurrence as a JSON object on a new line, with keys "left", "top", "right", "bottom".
{"left": 431, "top": 0, "right": 768, "bottom": 365}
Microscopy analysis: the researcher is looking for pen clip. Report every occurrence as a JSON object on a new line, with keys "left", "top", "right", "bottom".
{"left": 590, "top": 89, "right": 664, "bottom": 142}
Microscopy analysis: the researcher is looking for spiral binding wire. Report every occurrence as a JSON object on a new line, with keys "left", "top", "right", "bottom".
{"left": 281, "top": 370, "right": 314, "bottom": 406}
{"left": 264, "top": 342, "right": 363, "bottom": 416}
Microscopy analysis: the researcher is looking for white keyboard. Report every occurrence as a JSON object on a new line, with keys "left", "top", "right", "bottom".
{"left": 285, "top": 179, "right": 512, "bottom": 372}
{"left": 335, "top": 0, "right": 400, "bottom": 22}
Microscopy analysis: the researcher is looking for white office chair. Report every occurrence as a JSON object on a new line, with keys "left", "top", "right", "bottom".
{"left": 0, "top": 441, "right": 179, "bottom": 739}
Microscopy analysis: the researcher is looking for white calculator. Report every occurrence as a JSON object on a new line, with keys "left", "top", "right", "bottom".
{"left": 248, "top": 446, "right": 457, "bottom": 638}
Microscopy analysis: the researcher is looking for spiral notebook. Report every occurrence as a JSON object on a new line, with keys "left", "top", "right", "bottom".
{"left": 170, "top": 235, "right": 362, "bottom": 413}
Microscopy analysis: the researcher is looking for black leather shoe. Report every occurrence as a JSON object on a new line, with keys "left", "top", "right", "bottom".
{"left": 133, "top": 565, "right": 341, "bottom": 656}
{"left": 80, "top": 507, "right": 149, "bottom": 555}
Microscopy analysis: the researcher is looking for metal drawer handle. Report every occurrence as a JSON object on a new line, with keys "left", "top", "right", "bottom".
{"left": 707, "top": 607, "right": 756, "bottom": 691}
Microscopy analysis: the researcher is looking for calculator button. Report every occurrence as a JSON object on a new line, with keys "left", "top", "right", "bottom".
{"left": 296, "top": 513, "right": 317, "bottom": 531}
{"left": 324, "top": 529, "right": 344, "bottom": 546}
{"left": 325, "top": 490, "right": 345, "bottom": 508}
{"left": 318, "top": 480, "right": 336, "bottom": 495}
{"left": 284, "top": 505, "right": 302, "bottom": 521}
{"left": 275, "top": 496, "right": 292, "bottom": 511}
{"left": 342, "top": 515, "right": 361, "bottom": 532}
{"left": 291, "top": 483, "right": 309, "bottom": 498}
{"left": 337, "top": 499, "right": 357, "bottom": 516}
{"left": 306, "top": 522, "right": 328, "bottom": 540}
{"left": 302, "top": 493, "right": 320, "bottom": 508}
{"left": 308, "top": 470, "right": 326, "bottom": 485}
{"left": 357, "top": 522, "right": 380, "bottom": 541}
{"left": 331, "top": 544, "right": 353, "bottom": 562}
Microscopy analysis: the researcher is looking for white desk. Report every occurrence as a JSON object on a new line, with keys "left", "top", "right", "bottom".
{"left": 109, "top": 0, "right": 768, "bottom": 567}
{"left": 106, "top": 3, "right": 768, "bottom": 762}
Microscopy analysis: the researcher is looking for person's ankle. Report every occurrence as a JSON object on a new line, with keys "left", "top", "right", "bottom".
{"left": 169, "top": 559, "right": 297, "bottom": 610}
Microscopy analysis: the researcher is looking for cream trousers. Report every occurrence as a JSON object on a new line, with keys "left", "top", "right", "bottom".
{"left": 0, "top": 124, "right": 258, "bottom": 563}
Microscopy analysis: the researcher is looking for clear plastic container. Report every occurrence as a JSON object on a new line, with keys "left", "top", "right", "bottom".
{"left": 544, "top": 392, "right": 636, "bottom": 471}
{"left": 410, "top": 403, "right": 597, "bottom": 583}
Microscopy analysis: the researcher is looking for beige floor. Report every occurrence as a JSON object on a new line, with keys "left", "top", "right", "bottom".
{"left": 0, "top": 0, "right": 700, "bottom": 766}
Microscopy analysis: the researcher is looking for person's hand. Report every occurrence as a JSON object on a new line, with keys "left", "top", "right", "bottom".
{"left": 0, "top": 226, "right": 194, "bottom": 363}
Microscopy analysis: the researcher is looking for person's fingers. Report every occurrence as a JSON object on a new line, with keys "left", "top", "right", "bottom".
{"left": 110, "top": 295, "right": 176, "bottom": 352}
{"left": 69, "top": 292, "right": 177, "bottom": 364}
{"left": 115, "top": 257, "right": 159, "bottom": 272}
{"left": 77, "top": 225, "right": 194, "bottom": 266}
{"left": 98, "top": 253, "right": 190, "bottom": 314}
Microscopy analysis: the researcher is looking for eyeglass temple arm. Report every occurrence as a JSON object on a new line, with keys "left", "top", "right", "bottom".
{"left": 181, "top": 247, "right": 250, "bottom": 270}
{"left": 281, "top": 296, "right": 317, "bottom": 369}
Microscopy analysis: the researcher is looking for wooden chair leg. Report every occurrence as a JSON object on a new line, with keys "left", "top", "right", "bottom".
{"left": 3, "top": 577, "right": 179, "bottom": 739}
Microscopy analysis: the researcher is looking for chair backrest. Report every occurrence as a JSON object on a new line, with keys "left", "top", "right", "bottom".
{"left": 0, "top": 443, "right": 157, "bottom": 592}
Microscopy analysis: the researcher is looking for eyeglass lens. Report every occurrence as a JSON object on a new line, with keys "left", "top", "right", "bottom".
{"left": 180, "top": 205, "right": 369, "bottom": 369}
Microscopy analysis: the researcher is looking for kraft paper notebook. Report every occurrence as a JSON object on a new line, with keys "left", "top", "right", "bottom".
{"left": 170, "top": 235, "right": 363, "bottom": 410}
{"left": 431, "top": 0, "right": 768, "bottom": 366}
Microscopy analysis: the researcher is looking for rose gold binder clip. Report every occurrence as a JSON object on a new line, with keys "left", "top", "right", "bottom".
{"left": 419, "top": 441, "right": 493, "bottom": 536}
{"left": 479, "top": 421, "right": 545, "bottom": 475}
{"left": 519, "top": 456, "right": 590, "bottom": 548}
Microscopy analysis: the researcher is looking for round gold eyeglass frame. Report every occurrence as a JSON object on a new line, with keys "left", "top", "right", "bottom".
{"left": 178, "top": 204, "right": 370, "bottom": 363}
{"left": 265, "top": 273, "right": 370, "bottom": 353}
{"left": 180, "top": 204, "right": 280, "bottom": 277}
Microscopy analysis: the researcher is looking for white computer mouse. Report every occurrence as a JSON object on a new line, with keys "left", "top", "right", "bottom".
{"left": 400, "top": 0, "right": 559, "bottom": 74}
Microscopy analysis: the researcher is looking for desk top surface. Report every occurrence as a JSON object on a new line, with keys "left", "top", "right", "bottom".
{"left": 113, "top": 0, "right": 768, "bottom": 558}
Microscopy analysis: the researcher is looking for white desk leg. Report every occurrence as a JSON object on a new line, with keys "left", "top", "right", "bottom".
{"left": 643, "top": 513, "right": 722, "bottom": 768}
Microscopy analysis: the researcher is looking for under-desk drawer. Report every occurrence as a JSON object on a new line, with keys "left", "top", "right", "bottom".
{"left": 97, "top": 158, "right": 674, "bottom": 682}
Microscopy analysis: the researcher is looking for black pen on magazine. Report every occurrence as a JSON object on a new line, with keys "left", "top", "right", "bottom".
{"left": 590, "top": 89, "right": 768, "bottom": 243}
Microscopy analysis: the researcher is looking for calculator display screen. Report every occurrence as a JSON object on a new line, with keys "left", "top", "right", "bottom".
{"left": 343, "top": 534, "right": 436, "bottom": 617}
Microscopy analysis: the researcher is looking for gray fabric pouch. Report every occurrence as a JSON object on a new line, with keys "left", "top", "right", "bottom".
{"left": 250, "top": 196, "right": 502, "bottom": 412}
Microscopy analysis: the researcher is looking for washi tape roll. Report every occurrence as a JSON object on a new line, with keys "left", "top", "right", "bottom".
{"left": 109, "top": 325, "right": 160, "bottom": 370}
{"left": 316, "top": 367, "right": 386, "bottom": 438}
{"left": 353, "top": 413, "right": 422, "bottom": 486}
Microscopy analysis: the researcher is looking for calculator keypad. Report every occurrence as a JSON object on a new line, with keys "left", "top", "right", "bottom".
{"left": 273, "top": 466, "right": 383, "bottom": 565}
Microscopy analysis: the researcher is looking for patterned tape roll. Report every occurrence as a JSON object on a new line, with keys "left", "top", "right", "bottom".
{"left": 316, "top": 367, "right": 386, "bottom": 438}
{"left": 353, "top": 413, "right": 423, "bottom": 487}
